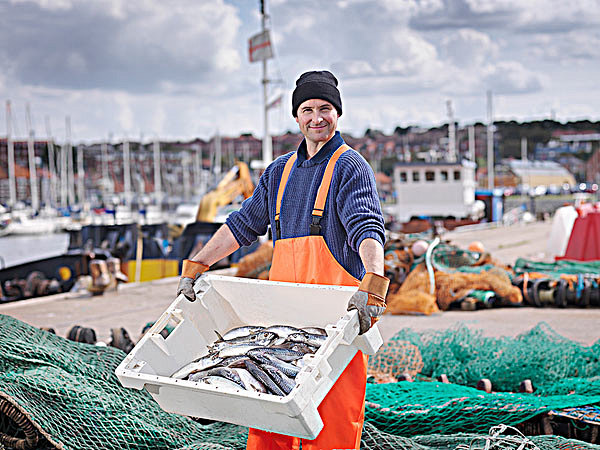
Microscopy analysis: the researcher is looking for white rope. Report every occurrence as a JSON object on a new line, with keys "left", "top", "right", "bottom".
{"left": 455, "top": 424, "right": 540, "bottom": 450}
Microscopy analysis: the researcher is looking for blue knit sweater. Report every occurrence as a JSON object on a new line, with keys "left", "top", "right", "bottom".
{"left": 225, "top": 131, "right": 385, "bottom": 280}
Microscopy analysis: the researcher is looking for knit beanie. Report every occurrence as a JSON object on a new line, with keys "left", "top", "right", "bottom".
{"left": 292, "top": 70, "right": 342, "bottom": 117}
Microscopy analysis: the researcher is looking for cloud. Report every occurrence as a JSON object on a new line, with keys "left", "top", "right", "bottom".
{"left": 409, "top": 0, "right": 518, "bottom": 30}
{"left": 482, "top": 61, "right": 543, "bottom": 95}
{"left": 440, "top": 28, "right": 499, "bottom": 67}
{"left": 0, "top": 0, "right": 242, "bottom": 92}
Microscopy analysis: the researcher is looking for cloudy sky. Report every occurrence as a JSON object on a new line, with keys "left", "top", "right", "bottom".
{"left": 1, "top": 0, "right": 599, "bottom": 144}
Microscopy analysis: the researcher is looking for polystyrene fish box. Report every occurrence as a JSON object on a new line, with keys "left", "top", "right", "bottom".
{"left": 115, "top": 274, "right": 382, "bottom": 439}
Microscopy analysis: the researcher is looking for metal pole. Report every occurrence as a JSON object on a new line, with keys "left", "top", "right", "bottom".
{"left": 446, "top": 100, "right": 456, "bottom": 162}
{"left": 6, "top": 101, "right": 17, "bottom": 207}
{"left": 25, "top": 104, "right": 39, "bottom": 211}
{"left": 123, "top": 138, "right": 131, "bottom": 206}
{"left": 486, "top": 90, "right": 494, "bottom": 190}
{"left": 215, "top": 131, "right": 222, "bottom": 175}
{"left": 45, "top": 116, "right": 57, "bottom": 208}
{"left": 61, "top": 118, "right": 68, "bottom": 207}
{"left": 521, "top": 137, "right": 527, "bottom": 162}
{"left": 183, "top": 151, "right": 191, "bottom": 202}
{"left": 153, "top": 139, "right": 161, "bottom": 204}
{"left": 66, "top": 116, "right": 76, "bottom": 207}
{"left": 468, "top": 125, "right": 475, "bottom": 163}
{"left": 77, "top": 145, "right": 84, "bottom": 205}
{"left": 261, "top": 3, "right": 272, "bottom": 165}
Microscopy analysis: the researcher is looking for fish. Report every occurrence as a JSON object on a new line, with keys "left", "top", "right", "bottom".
{"left": 232, "top": 368, "right": 267, "bottom": 393}
{"left": 301, "top": 327, "right": 327, "bottom": 336}
{"left": 171, "top": 355, "right": 223, "bottom": 379}
{"left": 220, "top": 355, "right": 251, "bottom": 368}
{"left": 287, "top": 332, "right": 327, "bottom": 348}
{"left": 198, "top": 375, "right": 244, "bottom": 391}
{"left": 214, "top": 326, "right": 265, "bottom": 341}
{"left": 209, "top": 331, "right": 278, "bottom": 353}
{"left": 203, "top": 367, "right": 246, "bottom": 389}
{"left": 244, "top": 359, "right": 285, "bottom": 396}
{"left": 218, "top": 344, "right": 269, "bottom": 359}
{"left": 247, "top": 347, "right": 305, "bottom": 362}
{"left": 261, "top": 364, "right": 296, "bottom": 395}
{"left": 247, "top": 352, "right": 300, "bottom": 378}
{"left": 264, "top": 325, "right": 303, "bottom": 338}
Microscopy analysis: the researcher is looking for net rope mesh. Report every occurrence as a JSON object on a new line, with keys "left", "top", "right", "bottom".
{"left": 2, "top": 314, "right": 600, "bottom": 450}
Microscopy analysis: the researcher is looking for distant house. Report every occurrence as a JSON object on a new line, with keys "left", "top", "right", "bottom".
{"left": 479, "top": 160, "right": 576, "bottom": 189}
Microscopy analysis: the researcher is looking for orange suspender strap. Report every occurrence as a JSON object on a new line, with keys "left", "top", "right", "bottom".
{"left": 310, "top": 144, "right": 350, "bottom": 235}
{"left": 274, "top": 152, "right": 298, "bottom": 239}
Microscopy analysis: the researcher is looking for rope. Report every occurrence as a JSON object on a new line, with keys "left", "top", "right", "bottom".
{"left": 455, "top": 424, "right": 540, "bottom": 450}
{"left": 0, "top": 398, "right": 40, "bottom": 450}
{"left": 425, "top": 237, "right": 440, "bottom": 295}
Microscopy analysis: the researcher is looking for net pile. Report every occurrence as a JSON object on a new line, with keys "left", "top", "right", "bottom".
{"left": 2, "top": 314, "right": 599, "bottom": 449}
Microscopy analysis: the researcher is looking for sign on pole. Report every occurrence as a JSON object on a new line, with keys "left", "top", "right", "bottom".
{"left": 248, "top": 30, "right": 273, "bottom": 63}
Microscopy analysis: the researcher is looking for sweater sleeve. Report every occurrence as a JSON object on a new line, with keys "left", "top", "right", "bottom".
{"left": 225, "top": 164, "right": 273, "bottom": 247}
{"left": 334, "top": 152, "right": 386, "bottom": 252}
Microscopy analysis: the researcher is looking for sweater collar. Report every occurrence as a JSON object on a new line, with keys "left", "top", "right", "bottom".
{"left": 296, "top": 131, "right": 344, "bottom": 167}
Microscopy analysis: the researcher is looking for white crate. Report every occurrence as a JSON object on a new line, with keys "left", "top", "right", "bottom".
{"left": 115, "top": 274, "right": 382, "bottom": 439}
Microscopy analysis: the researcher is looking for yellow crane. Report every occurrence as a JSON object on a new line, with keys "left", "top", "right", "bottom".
{"left": 196, "top": 162, "right": 255, "bottom": 222}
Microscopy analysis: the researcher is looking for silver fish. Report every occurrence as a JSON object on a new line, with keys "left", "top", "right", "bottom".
{"left": 264, "top": 325, "right": 303, "bottom": 338}
{"left": 220, "top": 355, "right": 251, "bottom": 368}
{"left": 287, "top": 332, "right": 327, "bottom": 348}
{"left": 247, "top": 347, "right": 305, "bottom": 362}
{"left": 210, "top": 331, "right": 278, "bottom": 353}
{"left": 171, "top": 355, "right": 223, "bottom": 379}
{"left": 301, "top": 327, "right": 327, "bottom": 336}
{"left": 218, "top": 344, "right": 268, "bottom": 358}
{"left": 244, "top": 359, "right": 285, "bottom": 396}
{"left": 262, "top": 364, "right": 296, "bottom": 395}
{"left": 199, "top": 375, "right": 243, "bottom": 391}
{"left": 248, "top": 352, "right": 300, "bottom": 378}
{"left": 214, "top": 326, "right": 265, "bottom": 341}
{"left": 232, "top": 368, "right": 267, "bottom": 393}
{"left": 204, "top": 367, "right": 246, "bottom": 389}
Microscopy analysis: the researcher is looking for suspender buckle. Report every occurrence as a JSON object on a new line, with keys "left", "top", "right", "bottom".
{"left": 275, "top": 219, "right": 281, "bottom": 240}
{"left": 310, "top": 215, "right": 322, "bottom": 235}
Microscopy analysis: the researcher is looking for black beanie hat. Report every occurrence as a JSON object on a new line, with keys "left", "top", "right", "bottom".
{"left": 292, "top": 70, "right": 342, "bottom": 117}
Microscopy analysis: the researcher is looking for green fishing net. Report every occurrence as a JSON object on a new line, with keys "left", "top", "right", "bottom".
{"left": 1, "top": 314, "right": 599, "bottom": 450}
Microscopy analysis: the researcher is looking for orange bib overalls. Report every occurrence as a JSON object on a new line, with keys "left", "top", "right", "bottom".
{"left": 246, "top": 144, "right": 368, "bottom": 450}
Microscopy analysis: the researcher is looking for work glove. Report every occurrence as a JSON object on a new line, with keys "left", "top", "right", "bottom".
{"left": 177, "top": 259, "right": 209, "bottom": 302}
{"left": 347, "top": 272, "right": 390, "bottom": 335}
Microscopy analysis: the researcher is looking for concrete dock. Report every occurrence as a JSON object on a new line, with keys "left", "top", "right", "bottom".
{"left": 2, "top": 220, "right": 599, "bottom": 346}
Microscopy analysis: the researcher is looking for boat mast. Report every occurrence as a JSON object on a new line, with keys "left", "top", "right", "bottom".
{"left": 468, "top": 125, "right": 475, "bottom": 163}
{"left": 25, "top": 103, "right": 39, "bottom": 211}
{"left": 77, "top": 144, "right": 85, "bottom": 205}
{"left": 123, "top": 137, "right": 131, "bottom": 206}
{"left": 66, "top": 116, "right": 76, "bottom": 207}
{"left": 45, "top": 116, "right": 57, "bottom": 208}
{"left": 60, "top": 118, "right": 68, "bottom": 207}
{"left": 446, "top": 100, "right": 456, "bottom": 163}
{"left": 153, "top": 138, "right": 161, "bottom": 205}
{"left": 5, "top": 101, "right": 17, "bottom": 207}
{"left": 486, "top": 90, "right": 494, "bottom": 190}
{"left": 261, "top": 0, "right": 272, "bottom": 165}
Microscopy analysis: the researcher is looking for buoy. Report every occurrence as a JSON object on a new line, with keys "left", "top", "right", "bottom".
{"left": 397, "top": 373, "right": 414, "bottom": 382}
{"left": 468, "top": 241, "right": 485, "bottom": 253}
{"left": 477, "top": 378, "right": 492, "bottom": 393}
{"left": 519, "top": 379, "right": 534, "bottom": 393}
{"left": 412, "top": 240, "right": 429, "bottom": 257}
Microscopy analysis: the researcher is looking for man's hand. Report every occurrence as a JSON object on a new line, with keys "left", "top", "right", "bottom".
{"left": 177, "top": 259, "right": 209, "bottom": 302}
{"left": 347, "top": 272, "right": 390, "bottom": 335}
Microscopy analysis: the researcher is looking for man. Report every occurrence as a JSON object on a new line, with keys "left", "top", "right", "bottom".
{"left": 177, "top": 70, "right": 389, "bottom": 450}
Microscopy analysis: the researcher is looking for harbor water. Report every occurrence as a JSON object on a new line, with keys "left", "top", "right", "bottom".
{"left": 0, "top": 233, "right": 70, "bottom": 269}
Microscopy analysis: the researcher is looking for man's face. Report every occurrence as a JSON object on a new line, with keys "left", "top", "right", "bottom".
{"left": 295, "top": 99, "right": 338, "bottom": 145}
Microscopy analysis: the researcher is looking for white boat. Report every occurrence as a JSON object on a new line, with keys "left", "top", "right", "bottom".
{"left": 4, "top": 211, "right": 58, "bottom": 236}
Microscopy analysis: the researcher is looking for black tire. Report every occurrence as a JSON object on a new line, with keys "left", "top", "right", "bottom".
{"left": 67, "top": 325, "right": 97, "bottom": 344}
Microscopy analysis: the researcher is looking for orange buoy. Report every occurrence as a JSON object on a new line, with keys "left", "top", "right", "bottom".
{"left": 468, "top": 241, "right": 485, "bottom": 253}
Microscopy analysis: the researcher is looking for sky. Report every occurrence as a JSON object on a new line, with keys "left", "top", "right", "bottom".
{"left": 0, "top": 0, "right": 599, "bottom": 144}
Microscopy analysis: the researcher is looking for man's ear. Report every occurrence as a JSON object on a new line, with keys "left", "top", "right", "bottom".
{"left": 295, "top": 116, "right": 299, "bottom": 124}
